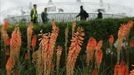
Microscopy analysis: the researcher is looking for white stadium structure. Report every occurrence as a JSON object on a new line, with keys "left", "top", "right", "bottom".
{"left": 0, "top": 0, "right": 133, "bottom": 23}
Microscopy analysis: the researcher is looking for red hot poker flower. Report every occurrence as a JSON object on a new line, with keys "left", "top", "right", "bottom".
{"left": 86, "top": 37, "right": 97, "bottom": 64}
{"left": 120, "top": 61, "right": 126, "bottom": 75}
{"left": 120, "top": 60, "right": 129, "bottom": 75}
{"left": 96, "top": 49, "right": 103, "bottom": 65}
{"left": 127, "top": 21, "right": 133, "bottom": 29}
{"left": 96, "top": 40, "right": 103, "bottom": 50}
{"left": 114, "top": 61, "right": 129, "bottom": 75}
{"left": 114, "top": 64, "right": 121, "bottom": 75}
{"left": 5, "top": 38, "right": 10, "bottom": 46}
{"left": 87, "top": 37, "right": 97, "bottom": 49}
{"left": 118, "top": 24, "right": 128, "bottom": 39}
{"left": 6, "top": 57, "right": 12, "bottom": 72}
{"left": 4, "top": 20, "right": 9, "bottom": 30}
{"left": 32, "top": 34, "right": 37, "bottom": 49}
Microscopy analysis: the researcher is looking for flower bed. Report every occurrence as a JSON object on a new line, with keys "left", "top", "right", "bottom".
{"left": 0, "top": 17, "right": 134, "bottom": 75}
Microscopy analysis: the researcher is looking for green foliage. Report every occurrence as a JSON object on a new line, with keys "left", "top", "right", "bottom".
{"left": 0, "top": 17, "right": 134, "bottom": 75}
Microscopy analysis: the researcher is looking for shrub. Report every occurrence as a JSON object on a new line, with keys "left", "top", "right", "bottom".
{"left": 0, "top": 17, "right": 134, "bottom": 75}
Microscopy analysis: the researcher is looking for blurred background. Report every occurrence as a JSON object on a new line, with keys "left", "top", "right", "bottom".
{"left": 0, "top": 0, "right": 134, "bottom": 24}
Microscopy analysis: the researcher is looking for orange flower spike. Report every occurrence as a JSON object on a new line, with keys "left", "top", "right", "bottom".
{"left": 57, "top": 45, "right": 62, "bottom": 55}
{"left": 109, "top": 35, "right": 114, "bottom": 46}
{"left": 50, "top": 64, "right": 54, "bottom": 75}
{"left": 96, "top": 40, "right": 103, "bottom": 50}
{"left": 125, "top": 65, "right": 129, "bottom": 75}
{"left": 119, "top": 61, "right": 129, "bottom": 75}
{"left": 10, "top": 26, "right": 21, "bottom": 68}
{"left": 87, "top": 37, "right": 97, "bottom": 49}
{"left": 118, "top": 25, "right": 127, "bottom": 38}
{"left": 1, "top": 20, "right": 9, "bottom": 47}
{"left": 66, "top": 27, "right": 84, "bottom": 75}
{"left": 6, "top": 57, "right": 12, "bottom": 75}
{"left": 127, "top": 21, "right": 133, "bottom": 29}
{"left": 4, "top": 19, "right": 9, "bottom": 30}
{"left": 96, "top": 49, "right": 103, "bottom": 65}
{"left": 32, "top": 34, "right": 37, "bottom": 49}
{"left": 114, "top": 64, "right": 121, "bottom": 75}
{"left": 10, "top": 27, "right": 21, "bottom": 49}
{"left": 56, "top": 45, "right": 62, "bottom": 75}
{"left": 5, "top": 38, "right": 10, "bottom": 46}
{"left": 27, "top": 23, "right": 33, "bottom": 36}
{"left": 120, "top": 60, "right": 126, "bottom": 75}
{"left": 27, "top": 22, "right": 33, "bottom": 49}
{"left": 86, "top": 37, "right": 97, "bottom": 64}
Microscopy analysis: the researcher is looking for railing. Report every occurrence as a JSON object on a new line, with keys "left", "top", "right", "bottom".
{"left": 7, "top": 13, "right": 125, "bottom": 23}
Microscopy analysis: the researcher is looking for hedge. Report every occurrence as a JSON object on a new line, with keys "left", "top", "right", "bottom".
{"left": 0, "top": 17, "right": 134, "bottom": 75}
{"left": 2, "top": 17, "right": 133, "bottom": 48}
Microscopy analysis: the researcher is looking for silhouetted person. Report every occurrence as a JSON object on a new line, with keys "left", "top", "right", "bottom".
{"left": 97, "top": 10, "right": 103, "bottom": 19}
{"left": 41, "top": 8, "right": 48, "bottom": 23}
{"left": 76, "top": 5, "right": 89, "bottom": 21}
{"left": 30, "top": 4, "right": 38, "bottom": 23}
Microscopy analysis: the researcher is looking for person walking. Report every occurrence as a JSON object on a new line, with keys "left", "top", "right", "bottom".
{"left": 41, "top": 8, "right": 48, "bottom": 24}
{"left": 30, "top": 4, "right": 38, "bottom": 23}
{"left": 97, "top": 9, "right": 103, "bottom": 19}
{"left": 76, "top": 5, "right": 89, "bottom": 21}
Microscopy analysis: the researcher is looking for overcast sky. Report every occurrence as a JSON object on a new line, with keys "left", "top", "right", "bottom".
{"left": 1, "top": 0, "right": 134, "bottom": 9}
{"left": 0, "top": 0, "right": 134, "bottom": 23}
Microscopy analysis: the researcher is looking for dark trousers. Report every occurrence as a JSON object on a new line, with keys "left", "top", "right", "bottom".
{"left": 31, "top": 17, "right": 37, "bottom": 23}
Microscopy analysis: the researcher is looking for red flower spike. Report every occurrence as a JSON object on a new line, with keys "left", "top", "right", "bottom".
{"left": 87, "top": 37, "right": 97, "bottom": 49}
{"left": 32, "top": 35, "right": 37, "bottom": 49}
{"left": 86, "top": 37, "right": 97, "bottom": 64}
{"left": 96, "top": 40, "right": 103, "bottom": 50}
{"left": 6, "top": 57, "right": 12, "bottom": 71}
{"left": 4, "top": 20, "right": 9, "bottom": 30}
{"left": 5, "top": 38, "right": 10, "bottom": 46}
{"left": 96, "top": 49, "right": 103, "bottom": 65}
{"left": 120, "top": 60, "right": 125, "bottom": 75}
{"left": 114, "top": 64, "right": 121, "bottom": 75}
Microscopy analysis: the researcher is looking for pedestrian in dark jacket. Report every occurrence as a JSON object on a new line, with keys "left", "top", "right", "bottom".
{"left": 30, "top": 4, "right": 38, "bottom": 23}
{"left": 41, "top": 8, "right": 48, "bottom": 24}
{"left": 97, "top": 9, "right": 103, "bottom": 19}
{"left": 76, "top": 5, "right": 89, "bottom": 21}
